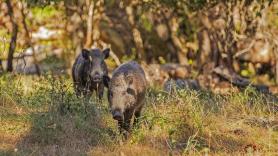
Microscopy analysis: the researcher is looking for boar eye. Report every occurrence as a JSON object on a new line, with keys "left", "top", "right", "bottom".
{"left": 127, "top": 88, "right": 135, "bottom": 95}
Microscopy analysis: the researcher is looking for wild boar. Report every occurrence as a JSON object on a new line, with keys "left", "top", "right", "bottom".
{"left": 164, "top": 78, "right": 201, "bottom": 94}
{"left": 108, "top": 61, "right": 147, "bottom": 135}
{"left": 72, "top": 48, "right": 110, "bottom": 99}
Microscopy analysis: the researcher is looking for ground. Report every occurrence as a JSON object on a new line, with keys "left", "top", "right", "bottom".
{"left": 0, "top": 74, "right": 278, "bottom": 156}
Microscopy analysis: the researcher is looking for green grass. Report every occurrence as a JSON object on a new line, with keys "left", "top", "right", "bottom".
{"left": 0, "top": 74, "right": 278, "bottom": 156}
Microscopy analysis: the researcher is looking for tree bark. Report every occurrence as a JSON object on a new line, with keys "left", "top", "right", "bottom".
{"left": 85, "top": 0, "right": 94, "bottom": 48}
{"left": 20, "top": 1, "right": 41, "bottom": 75}
{"left": 169, "top": 17, "right": 188, "bottom": 65}
{"left": 125, "top": 2, "right": 145, "bottom": 61}
{"left": 64, "top": 0, "right": 86, "bottom": 73}
{"left": 6, "top": 0, "right": 18, "bottom": 72}
{"left": 92, "top": 0, "right": 104, "bottom": 47}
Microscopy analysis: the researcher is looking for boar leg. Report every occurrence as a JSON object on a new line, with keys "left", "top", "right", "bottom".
{"left": 97, "top": 83, "right": 104, "bottom": 100}
{"left": 123, "top": 110, "right": 134, "bottom": 132}
{"left": 118, "top": 119, "right": 130, "bottom": 139}
{"left": 73, "top": 82, "right": 82, "bottom": 97}
{"left": 82, "top": 85, "right": 92, "bottom": 114}
{"left": 134, "top": 105, "right": 143, "bottom": 128}
{"left": 74, "top": 87, "right": 82, "bottom": 97}
{"left": 118, "top": 120, "right": 124, "bottom": 133}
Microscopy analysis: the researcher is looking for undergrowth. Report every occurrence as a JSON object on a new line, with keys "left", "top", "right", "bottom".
{"left": 0, "top": 74, "right": 278, "bottom": 156}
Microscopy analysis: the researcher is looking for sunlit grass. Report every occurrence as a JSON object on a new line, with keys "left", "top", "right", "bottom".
{"left": 0, "top": 74, "right": 277, "bottom": 155}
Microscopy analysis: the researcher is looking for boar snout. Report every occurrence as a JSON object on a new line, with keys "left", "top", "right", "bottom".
{"left": 91, "top": 71, "right": 102, "bottom": 82}
{"left": 112, "top": 109, "right": 123, "bottom": 121}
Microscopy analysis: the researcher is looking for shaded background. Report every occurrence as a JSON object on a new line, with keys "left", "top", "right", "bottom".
{"left": 0, "top": 0, "right": 278, "bottom": 90}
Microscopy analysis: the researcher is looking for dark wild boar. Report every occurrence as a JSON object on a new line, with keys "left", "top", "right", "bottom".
{"left": 108, "top": 61, "right": 147, "bottom": 135}
{"left": 72, "top": 48, "right": 110, "bottom": 99}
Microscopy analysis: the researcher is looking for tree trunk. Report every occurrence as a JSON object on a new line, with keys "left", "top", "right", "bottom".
{"left": 125, "top": 3, "right": 145, "bottom": 61}
{"left": 20, "top": 1, "right": 41, "bottom": 75}
{"left": 64, "top": 0, "right": 86, "bottom": 73}
{"left": 85, "top": 0, "right": 94, "bottom": 48}
{"left": 169, "top": 17, "right": 188, "bottom": 65}
{"left": 6, "top": 0, "right": 18, "bottom": 72}
{"left": 92, "top": 0, "right": 104, "bottom": 47}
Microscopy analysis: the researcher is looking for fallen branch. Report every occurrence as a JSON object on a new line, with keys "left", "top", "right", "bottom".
{"left": 213, "top": 65, "right": 269, "bottom": 93}
{"left": 233, "top": 40, "right": 255, "bottom": 58}
{"left": 213, "top": 66, "right": 250, "bottom": 87}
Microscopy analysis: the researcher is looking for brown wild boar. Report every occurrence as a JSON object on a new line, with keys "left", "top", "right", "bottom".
{"left": 164, "top": 78, "right": 201, "bottom": 93}
{"left": 108, "top": 61, "right": 147, "bottom": 135}
{"left": 72, "top": 48, "right": 110, "bottom": 99}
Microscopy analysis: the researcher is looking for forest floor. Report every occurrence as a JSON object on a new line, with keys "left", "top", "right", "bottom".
{"left": 0, "top": 74, "right": 278, "bottom": 156}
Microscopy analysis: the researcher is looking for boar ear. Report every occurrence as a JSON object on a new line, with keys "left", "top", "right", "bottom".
{"left": 103, "top": 48, "right": 110, "bottom": 59}
{"left": 82, "top": 49, "right": 90, "bottom": 60}
{"left": 103, "top": 75, "right": 111, "bottom": 88}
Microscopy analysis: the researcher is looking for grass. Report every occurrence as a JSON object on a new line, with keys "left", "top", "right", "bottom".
{"left": 0, "top": 74, "right": 278, "bottom": 156}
